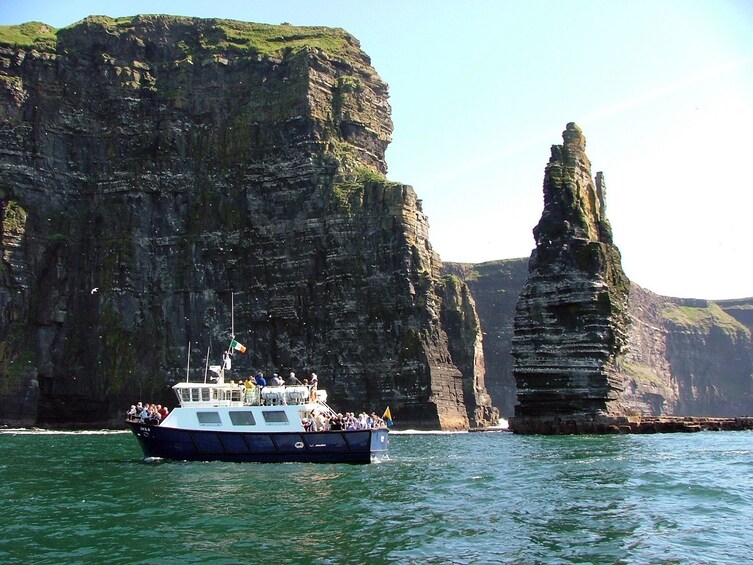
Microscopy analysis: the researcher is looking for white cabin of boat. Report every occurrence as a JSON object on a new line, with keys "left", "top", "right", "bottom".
{"left": 159, "top": 380, "right": 332, "bottom": 433}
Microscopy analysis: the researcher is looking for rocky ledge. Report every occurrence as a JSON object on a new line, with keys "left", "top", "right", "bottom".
{"left": 513, "top": 415, "right": 753, "bottom": 435}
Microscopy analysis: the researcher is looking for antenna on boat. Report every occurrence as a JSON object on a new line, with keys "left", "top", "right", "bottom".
{"left": 231, "top": 292, "right": 235, "bottom": 339}
{"left": 223, "top": 292, "right": 235, "bottom": 377}
{"left": 203, "top": 344, "right": 211, "bottom": 383}
{"left": 186, "top": 341, "right": 191, "bottom": 383}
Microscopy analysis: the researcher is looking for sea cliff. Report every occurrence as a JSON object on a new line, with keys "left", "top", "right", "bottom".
{"left": 0, "top": 16, "right": 497, "bottom": 429}
{"left": 448, "top": 259, "right": 753, "bottom": 422}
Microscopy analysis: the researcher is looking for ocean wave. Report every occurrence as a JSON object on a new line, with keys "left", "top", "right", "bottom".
{"left": 0, "top": 428, "right": 129, "bottom": 435}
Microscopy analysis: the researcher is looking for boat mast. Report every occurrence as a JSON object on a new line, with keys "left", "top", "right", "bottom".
{"left": 231, "top": 292, "right": 235, "bottom": 340}
{"left": 203, "top": 345, "right": 211, "bottom": 383}
{"left": 221, "top": 292, "right": 235, "bottom": 381}
{"left": 186, "top": 341, "right": 191, "bottom": 383}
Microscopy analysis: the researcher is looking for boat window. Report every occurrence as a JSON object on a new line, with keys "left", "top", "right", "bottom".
{"left": 229, "top": 411, "right": 256, "bottom": 426}
{"left": 179, "top": 389, "right": 191, "bottom": 402}
{"left": 197, "top": 411, "right": 222, "bottom": 425}
{"left": 201, "top": 388, "right": 210, "bottom": 402}
{"left": 191, "top": 388, "right": 200, "bottom": 402}
{"left": 262, "top": 410, "right": 289, "bottom": 424}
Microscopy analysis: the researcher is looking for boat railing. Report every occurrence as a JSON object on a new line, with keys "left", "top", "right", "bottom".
{"left": 174, "top": 381, "right": 327, "bottom": 408}
{"left": 260, "top": 385, "right": 310, "bottom": 406}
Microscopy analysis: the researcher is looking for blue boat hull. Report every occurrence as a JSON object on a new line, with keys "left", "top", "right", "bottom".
{"left": 126, "top": 421, "right": 389, "bottom": 464}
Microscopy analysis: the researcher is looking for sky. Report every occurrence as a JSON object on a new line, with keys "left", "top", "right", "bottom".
{"left": 3, "top": 1, "right": 752, "bottom": 299}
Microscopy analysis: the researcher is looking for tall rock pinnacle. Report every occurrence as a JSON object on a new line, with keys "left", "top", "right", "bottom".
{"left": 511, "top": 123, "right": 631, "bottom": 433}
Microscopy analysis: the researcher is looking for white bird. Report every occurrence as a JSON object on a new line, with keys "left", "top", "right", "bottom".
{"left": 91, "top": 288, "right": 98, "bottom": 294}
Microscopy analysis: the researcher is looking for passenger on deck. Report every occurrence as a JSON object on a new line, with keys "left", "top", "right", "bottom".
{"left": 329, "top": 413, "right": 344, "bottom": 430}
{"left": 150, "top": 405, "right": 162, "bottom": 425}
{"left": 358, "top": 412, "right": 369, "bottom": 429}
{"left": 254, "top": 372, "right": 266, "bottom": 387}
{"left": 315, "top": 411, "right": 328, "bottom": 431}
{"left": 286, "top": 372, "right": 302, "bottom": 385}
{"left": 126, "top": 405, "right": 137, "bottom": 419}
{"left": 269, "top": 373, "right": 283, "bottom": 386}
{"left": 307, "top": 410, "right": 319, "bottom": 431}
{"left": 345, "top": 412, "right": 358, "bottom": 430}
{"left": 371, "top": 413, "right": 387, "bottom": 428}
{"left": 309, "top": 372, "right": 318, "bottom": 401}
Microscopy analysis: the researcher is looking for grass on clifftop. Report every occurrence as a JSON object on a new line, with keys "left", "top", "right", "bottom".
{"left": 1, "top": 16, "right": 357, "bottom": 59}
{"left": 80, "top": 15, "right": 355, "bottom": 59}
{"left": 661, "top": 302, "right": 749, "bottom": 336}
{"left": 216, "top": 19, "right": 355, "bottom": 58}
{"left": 0, "top": 22, "right": 57, "bottom": 49}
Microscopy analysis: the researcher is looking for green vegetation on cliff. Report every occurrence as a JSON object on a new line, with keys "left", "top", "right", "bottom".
{"left": 1, "top": 15, "right": 358, "bottom": 59}
{"left": 661, "top": 302, "right": 749, "bottom": 336}
{"left": 209, "top": 19, "right": 354, "bottom": 58}
{"left": 83, "top": 15, "right": 355, "bottom": 59}
{"left": 621, "top": 361, "right": 666, "bottom": 388}
{"left": 2, "top": 201, "right": 27, "bottom": 234}
{"left": 329, "top": 167, "right": 399, "bottom": 215}
{"left": 0, "top": 22, "right": 57, "bottom": 49}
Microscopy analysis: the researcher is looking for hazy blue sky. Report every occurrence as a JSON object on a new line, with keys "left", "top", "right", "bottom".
{"left": 3, "top": 1, "right": 752, "bottom": 299}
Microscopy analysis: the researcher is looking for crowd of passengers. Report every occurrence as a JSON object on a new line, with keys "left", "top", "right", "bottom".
{"left": 242, "top": 371, "right": 315, "bottom": 389}
{"left": 126, "top": 402, "right": 168, "bottom": 425}
{"left": 241, "top": 371, "right": 318, "bottom": 404}
{"left": 303, "top": 411, "right": 388, "bottom": 431}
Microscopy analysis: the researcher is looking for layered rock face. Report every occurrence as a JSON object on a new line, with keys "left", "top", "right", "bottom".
{"left": 0, "top": 16, "right": 497, "bottom": 429}
{"left": 450, "top": 258, "right": 753, "bottom": 420}
{"left": 510, "top": 123, "right": 631, "bottom": 431}
{"left": 622, "top": 288, "right": 753, "bottom": 417}
{"left": 443, "top": 260, "right": 527, "bottom": 416}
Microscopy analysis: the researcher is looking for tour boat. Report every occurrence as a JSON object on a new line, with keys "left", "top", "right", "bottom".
{"left": 126, "top": 297, "right": 389, "bottom": 464}
{"left": 126, "top": 375, "right": 389, "bottom": 464}
{"left": 126, "top": 326, "right": 389, "bottom": 464}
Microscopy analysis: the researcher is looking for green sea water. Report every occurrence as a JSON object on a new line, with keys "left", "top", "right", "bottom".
{"left": 1, "top": 429, "right": 751, "bottom": 564}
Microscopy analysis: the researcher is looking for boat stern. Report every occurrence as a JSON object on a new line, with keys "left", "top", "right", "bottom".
{"left": 370, "top": 428, "right": 389, "bottom": 462}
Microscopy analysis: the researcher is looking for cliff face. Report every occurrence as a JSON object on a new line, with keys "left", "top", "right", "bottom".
{"left": 447, "top": 261, "right": 753, "bottom": 419}
{"left": 0, "top": 16, "right": 497, "bottom": 429}
{"left": 622, "top": 289, "right": 753, "bottom": 417}
{"left": 442, "top": 260, "right": 527, "bottom": 416}
{"left": 510, "top": 123, "right": 631, "bottom": 430}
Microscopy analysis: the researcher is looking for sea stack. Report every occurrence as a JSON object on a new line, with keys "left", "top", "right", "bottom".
{"left": 510, "top": 123, "right": 631, "bottom": 434}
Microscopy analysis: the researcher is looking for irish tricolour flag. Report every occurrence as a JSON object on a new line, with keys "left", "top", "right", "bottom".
{"left": 230, "top": 339, "right": 247, "bottom": 353}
